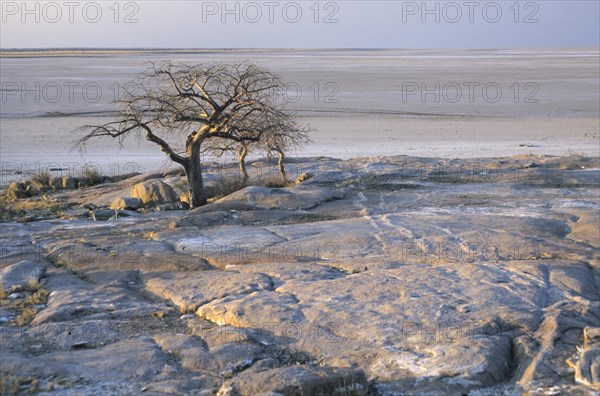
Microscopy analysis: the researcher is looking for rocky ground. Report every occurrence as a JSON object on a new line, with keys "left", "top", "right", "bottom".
{"left": 1, "top": 154, "right": 599, "bottom": 395}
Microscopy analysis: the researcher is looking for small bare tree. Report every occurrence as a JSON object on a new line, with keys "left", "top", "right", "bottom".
{"left": 201, "top": 137, "right": 251, "bottom": 185}
{"left": 204, "top": 117, "right": 311, "bottom": 185}
{"left": 78, "top": 62, "right": 311, "bottom": 207}
{"left": 263, "top": 117, "right": 312, "bottom": 183}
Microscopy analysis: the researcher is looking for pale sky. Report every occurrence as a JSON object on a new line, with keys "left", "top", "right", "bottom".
{"left": 1, "top": 1, "right": 598, "bottom": 49}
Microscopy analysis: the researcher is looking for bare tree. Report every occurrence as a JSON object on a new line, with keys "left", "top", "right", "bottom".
{"left": 201, "top": 136, "right": 252, "bottom": 185}
{"left": 262, "top": 116, "right": 312, "bottom": 183}
{"left": 204, "top": 117, "right": 311, "bottom": 185}
{"left": 78, "top": 61, "right": 311, "bottom": 207}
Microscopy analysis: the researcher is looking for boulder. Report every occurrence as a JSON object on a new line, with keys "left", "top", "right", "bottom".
{"left": 61, "top": 176, "right": 78, "bottom": 190}
{"left": 1, "top": 260, "right": 47, "bottom": 292}
{"left": 7, "top": 181, "right": 24, "bottom": 192}
{"left": 6, "top": 181, "right": 29, "bottom": 199}
{"left": 131, "top": 180, "right": 180, "bottom": 206}
{"left": 295, "top": 172, "right": 314, "bottom": 184}
{"left": 109, "top": 197, "right": 144, "bottom": 211}
{"left": 50, "top": 176, "right": 63, "bottom": 190}
{"left": 25, "top": 180, "right": 49, "bottom": 195}
{"left": 179, "top": 193, "right": 190, "bottom": 205}
{"left": 91, "top": 209, "right": 116, "bottom": 221}
{"left": 156, "top": 203, "right": 183, "bottom": 211}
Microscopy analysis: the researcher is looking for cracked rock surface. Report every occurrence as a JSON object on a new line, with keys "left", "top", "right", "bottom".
{"left": 1, "top": 154, "right": 599, "bottom": 395}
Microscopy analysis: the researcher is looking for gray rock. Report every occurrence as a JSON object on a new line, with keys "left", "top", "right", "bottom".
{"left": 131, "top": 180, "right": 180, "bottom": 206}
{"left": 230, "top": 262, "right": 347, "bottom": 288}
{"left": 156, "top": 203, "right": 182, "bottom": 211}
{"left": 7, "top": 181, "right": 24, "bottom": 192}
{"left": 6, "top": 181, "right": 29, "bottom": 199}
{"left": 295, "top": 172, "right": 314, "bottom": 184}
{"left": 0, "top": 339, "right": 193, "bottom": 393}
{"left": 109, "top": 210, "right": 140, "bottom": 220}
{"left": 585, "top": 327, "right": 600, "bottom": 343}
{"left": 180, "top": 193, "right": 191, "bottom": 206}
{"left": 109, "top": 196, "right": 144, "bottom": 211}
{"left": 0, "top": 260, "right": 46, "bottom": 292}
{"left": 34, "top": 309, "right": 73, "bottom": 323}
{"left": 218, "top": 365, "right": 369, "bottom": 396}
{"left": 575, "top": 326, "right": 600, "bottom": 387}
{"left": 197, "top": 291, "right": 305, "bottom": 331}
{"left": 32, "top": 268, "right": 159, "bottom": 325}
{"left": 189, "top": 202, "right": 259, "bottom": 215}
{"left": 49, "top": 176, "right": 63, "bottom": 190}
{"left": 60, "top": 208, "right": 90, "bottom": 220}
{"left": 26, "top": 180, "right": 50, "bottom": 195}
{"left": 517, "top": 300, "right": 600, "bottom": 392}
{"left": 3, "top": 155, "right": 600, "bottom": 395}
{"left": 153, "top": 334, "right": 212, "bottom": 372}
{"left": 61, "top": 176, "right": 78, "bottom": 190}
{"left": 216, "top": 186, "right": 344, "bottom": 210}
{"left": 76, "top": 178, "right": 89, "bottom": 188}
{"left": 576, "top": 344, "right": 600, "bottom": 387}
{"left": 143, "top": 271, "right": 272, "bottom": 313}
{"left": 91, "top": 209, "right": 116, "bottom": 221}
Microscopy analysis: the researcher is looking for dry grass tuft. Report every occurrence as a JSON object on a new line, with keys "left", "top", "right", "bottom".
{"left": 259, "top": 178, "right": 293, "bottom": 188}
{"left": 0, "top": 374, "right": 40, "bottom": 394}
{"left": 1, "top": 272, "right": 49, "bottom": 327}
{"left": 32, "top": 170, "right": 52, "bottom": 186}
{"left": 209, "top": 177, "right": 249, "bottom": 200}
{"left": 82, "top": 166, "right": 104, "bottom": 185}
{"left": 14, "top": 306, "right": 38, "bottom": 327}
{"left": 25, "top": 273, "right": 42, "bottom": 291}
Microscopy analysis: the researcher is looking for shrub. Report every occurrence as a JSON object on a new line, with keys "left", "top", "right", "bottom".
{"left": 209, "top": 176, "right": 248, "bottom": 200}
{"left": 81, "top": 166, "right": 104, "bottom": 185}
{"left": 32, "top": 170, "right": 52, "bottom": 186}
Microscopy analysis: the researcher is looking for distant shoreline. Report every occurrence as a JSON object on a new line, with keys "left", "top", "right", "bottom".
{"left": 1, "top": 47, "right": 598, "bottom": 58}
{"left": 0, "top": 48, "right": 308, "bottom": 58}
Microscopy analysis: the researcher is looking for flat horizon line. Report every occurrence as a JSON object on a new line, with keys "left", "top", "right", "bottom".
{"left": 1, "top": 47, "right": 599, "bottom": 51}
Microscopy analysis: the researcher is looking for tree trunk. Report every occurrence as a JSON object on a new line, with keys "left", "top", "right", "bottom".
{"left": 237, "top": 145, "right": 248, "bottom": 184}
{"left": 185, "top": 144, "right": 207, "bottom": 207}
{"left": 275, "top": 148, "right": 287, "bottom": 184}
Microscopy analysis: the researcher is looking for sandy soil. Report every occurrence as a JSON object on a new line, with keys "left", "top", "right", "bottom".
{"left": 305, "top": 115, "right": 599, "bottom": 158}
